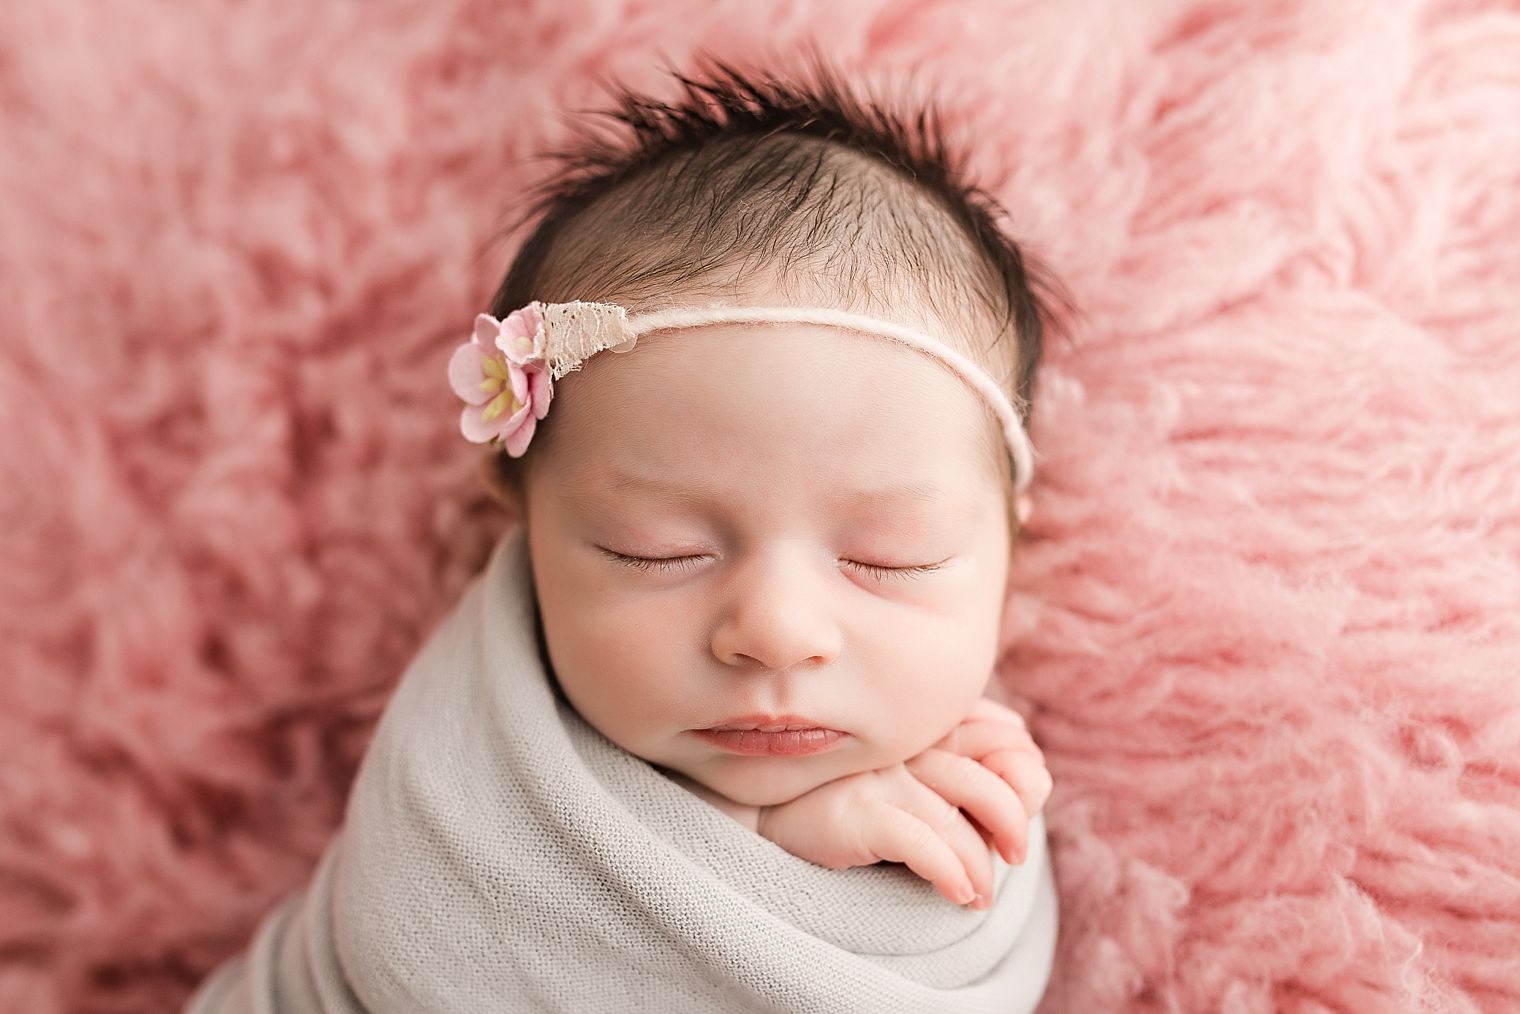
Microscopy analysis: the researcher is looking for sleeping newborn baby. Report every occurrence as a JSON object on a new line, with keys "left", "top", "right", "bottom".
{"left": 186, "top": 57, "right": 1063, "bottom": 1014}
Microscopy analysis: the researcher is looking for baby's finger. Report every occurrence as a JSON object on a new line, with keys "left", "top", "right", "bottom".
{"left": 855, "top": 799, "right": 978, "bottom": 907}
{"left": 982, "top": 747, "right": 1055, "bottom": 818}
{"left": 906, "top": 748, "right": 1029, "bottom": 867}
{"left": 937, "top": 718, "right": 1043, "bottom": 765}
{"left": 968, "top": 696, "right": 1029, "bottom": 729}
{"left": 885, "top": 765, "right": 999, "bottom": 905}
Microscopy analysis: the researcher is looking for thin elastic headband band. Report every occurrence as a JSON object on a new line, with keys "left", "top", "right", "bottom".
{"left": 449, "top": 300, "right": 1038, "bottom": 495}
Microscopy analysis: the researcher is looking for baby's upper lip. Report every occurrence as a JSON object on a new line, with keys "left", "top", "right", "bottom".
{"left": 703, "top": 713, "right": 838, "bottom": 732}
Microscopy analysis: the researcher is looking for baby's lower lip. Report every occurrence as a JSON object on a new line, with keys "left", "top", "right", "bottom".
{"left": 694, "top": 728, "right": 847, "bottom": 757}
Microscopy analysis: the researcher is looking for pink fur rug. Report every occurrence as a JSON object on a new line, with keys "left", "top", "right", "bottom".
{"left": 3, "top": 1, "right": 1517, "bottom": 1011}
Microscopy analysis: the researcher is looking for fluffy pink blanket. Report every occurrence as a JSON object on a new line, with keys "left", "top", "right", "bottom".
{"left": 2, "top": 2, "right": 1516, "bottom": 1011}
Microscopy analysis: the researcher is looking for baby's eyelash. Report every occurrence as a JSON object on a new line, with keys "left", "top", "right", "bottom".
{"left": 845, "top": 560, "right": 945, "bottom": 582}
{"left": 599, "top": 549, "right": 944, "bottom": 581}
{"left": 600, "top": 549, "right": 705, "bottom": 574}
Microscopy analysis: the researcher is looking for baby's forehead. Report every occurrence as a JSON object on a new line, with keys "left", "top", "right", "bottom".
{"left": 563, "top": 324, "right": 986, "bottom": 438}
{"left": 568, "top": 461, "right": 987, "bottom": 521}
{"left": 524, "top": 305, "right": 1016, "bottom": 523}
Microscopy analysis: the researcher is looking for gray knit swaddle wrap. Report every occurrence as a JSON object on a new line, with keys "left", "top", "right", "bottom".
{"left": 186, "top": 527, "right": 1059, "bottom": 1013}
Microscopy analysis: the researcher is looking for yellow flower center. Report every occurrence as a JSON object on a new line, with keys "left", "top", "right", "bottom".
{"left": 477, "top": 354, "right": 521, "bottom": 422}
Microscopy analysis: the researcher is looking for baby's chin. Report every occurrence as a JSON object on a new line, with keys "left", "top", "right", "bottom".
{"left": 681, "top": 743, "right": 887, "bottom": 809}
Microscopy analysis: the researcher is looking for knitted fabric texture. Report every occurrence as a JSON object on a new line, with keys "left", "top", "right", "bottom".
{"left": 184, "top": 527, "right": 1059, "bottom": 1014}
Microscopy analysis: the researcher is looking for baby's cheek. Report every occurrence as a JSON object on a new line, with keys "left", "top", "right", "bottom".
{"left": 599, "top": 658, "right": 674, "bottom": 726}
{"left": 876, "top": 651, "right": 991, "bottom": 761}
{"left": 547, "top": 616, "right": 667, "bottom": 742}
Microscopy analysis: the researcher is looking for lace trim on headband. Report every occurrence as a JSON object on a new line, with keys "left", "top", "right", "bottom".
{"left": 541, "top": 301, "right": 638, "bottom": 382}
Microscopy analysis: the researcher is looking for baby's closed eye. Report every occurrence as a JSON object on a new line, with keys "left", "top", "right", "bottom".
{"left": 598, "top": 546, "right": 952, "bottom": 582}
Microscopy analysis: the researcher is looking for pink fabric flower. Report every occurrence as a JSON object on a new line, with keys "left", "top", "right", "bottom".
{"left": 447, "top": 304, "right": 553, "bottom": 457}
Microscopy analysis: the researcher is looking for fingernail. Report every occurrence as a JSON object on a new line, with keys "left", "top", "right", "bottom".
{"left": 973, "top": 893, "right": 990, "bottom": 910}
{"left": 956, "top": 885, "right": 976, "bottom": 905}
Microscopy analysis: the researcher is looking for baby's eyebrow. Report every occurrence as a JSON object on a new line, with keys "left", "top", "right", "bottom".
{"left": 567, "top": 469, "right": 703, "bottom": 509}
{"left": 586, "top": 469, "right": 978, "bottom": 522}
{"left": 839, "top": 483, "right": 988, "bottom": 528}
{"left": 838, "top": 480, "right": 945, "bottom": 512}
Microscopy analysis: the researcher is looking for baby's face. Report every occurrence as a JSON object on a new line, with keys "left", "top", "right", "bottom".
{"left": 520, "top": 320, "right": 1013, "bottom": 808}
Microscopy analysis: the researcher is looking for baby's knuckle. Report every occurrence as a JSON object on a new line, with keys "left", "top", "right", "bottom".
{"left": 925, "top": 798, "right": 964, "bottom": 833}
{"left": 993, "top": 725, "right": 1036, "bottom": 752}
{"left": 902, "top": 816, "right": 943, "bottom": 850}
{"left": 944, "top": 752, "right": 987, "bottom": 781}
{"left": 996, "top": 747, "right": 1043, "bottom": 778}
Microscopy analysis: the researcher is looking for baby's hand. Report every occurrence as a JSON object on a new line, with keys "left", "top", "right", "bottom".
{"left": 756, "top": 761, "right": 1000, "bottom": 908}
{"left": 928, "top": 696, "right": 1054, "bottom": 856}
{"left": 755, "top": 696, "right": 1053, "bottom": 909}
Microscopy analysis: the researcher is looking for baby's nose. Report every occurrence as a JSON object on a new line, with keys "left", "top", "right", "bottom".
{"left": 708, "top": 550, "right": 843, "bottom": 672}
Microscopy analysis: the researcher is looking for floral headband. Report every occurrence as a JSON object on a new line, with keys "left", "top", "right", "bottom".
{"left": 449, "top": 300, "right": 1039, "bottom": 498}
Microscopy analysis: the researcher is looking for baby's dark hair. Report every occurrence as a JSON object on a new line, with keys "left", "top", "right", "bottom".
{"left": 480, "top": 48, "right": 1073, "bottom": 526}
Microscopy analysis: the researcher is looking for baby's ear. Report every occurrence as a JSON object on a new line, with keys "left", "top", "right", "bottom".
{"left": 477, "top": 451, "right": 525, "bottom": 523}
